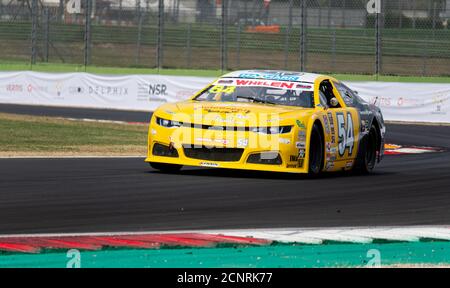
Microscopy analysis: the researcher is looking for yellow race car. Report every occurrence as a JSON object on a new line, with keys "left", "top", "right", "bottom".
{"left": 145, "top": 70, "right": 386, "bottom": 175}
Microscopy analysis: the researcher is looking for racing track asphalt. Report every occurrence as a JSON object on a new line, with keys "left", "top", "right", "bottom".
{"left": 0, "top": 104, "right": 450, "bottom": 235}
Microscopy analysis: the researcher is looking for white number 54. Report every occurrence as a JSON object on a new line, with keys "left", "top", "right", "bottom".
{"left": 337, "top": 113, "right": 354, "bottom": 156}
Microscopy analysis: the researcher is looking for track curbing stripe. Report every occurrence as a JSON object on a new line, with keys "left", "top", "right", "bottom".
{"left": 1, "top": 226, "right": 450, "bottom": 253}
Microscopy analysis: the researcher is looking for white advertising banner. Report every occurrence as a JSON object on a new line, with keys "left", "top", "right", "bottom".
{"left": 0, "top": 71, "right": 449, "bottom": 123}
{"left": 346, "top": 82, "right": 450, "bottom": 124}
{"left": 0, "top": 71, "right": 214, "bottom": 112}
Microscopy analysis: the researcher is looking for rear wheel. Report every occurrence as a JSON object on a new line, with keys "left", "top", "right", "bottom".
{"left": 355, "top": 124, "right": 378, "bottom": 174}
{"left": 308, "top": 124, "right": 324, "bottom": 176}
{"left": 149, "top": 162, "right": 182, "bottom": 173}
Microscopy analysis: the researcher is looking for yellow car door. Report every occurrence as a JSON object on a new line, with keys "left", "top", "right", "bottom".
{"left": 331, "top": 81, "right": 361, "bottom": 163}
{"left": 317, "top": 78, "right": 360, "bottom": 169}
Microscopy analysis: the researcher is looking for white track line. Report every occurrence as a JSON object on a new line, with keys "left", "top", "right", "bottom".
{"left": 1, "top": 226, "right": 450, "bottom": 244}
{"left": 385, "top": 121, "right": 450, "bottom": 127}
{"left": 64, "top": 117, "right": 147, "bottom": 126}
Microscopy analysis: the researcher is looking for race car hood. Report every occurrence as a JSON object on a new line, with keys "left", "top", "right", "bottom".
{"left": 154, "top": 101, "right": 315, "bottom": 127}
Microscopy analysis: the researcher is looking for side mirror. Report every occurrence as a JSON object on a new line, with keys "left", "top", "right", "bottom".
{"left": 330, "top": 97, "right": 339, "bottom": 107}
{"left": 353, "top": 90, "right": 359, "bottom": 95}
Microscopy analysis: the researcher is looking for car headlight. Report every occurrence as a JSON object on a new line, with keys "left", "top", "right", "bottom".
{"left": 250, "top": 126, "right": 292, "bottom": 134}
{"left": 156, "top": 117, "right": 183, "bottom": 128}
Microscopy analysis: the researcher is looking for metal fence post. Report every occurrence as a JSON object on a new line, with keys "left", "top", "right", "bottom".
{"left": 375, "top": 0, "right": 383, "bottom": 78}
{"left": 236, "top": 22, "right": 241, "bottom": 69}
{"left": 342, "top": 0, "right": 346, "bottom": 28}
{"left": 432, "top": 1, "right": 437, "bottom": 39}
{"left": 43, "top": 7, "right": 50, "bottom": 63}
{"left": 221, "top": 0, "right": 228, "bottom": 72}
{"left": 136, "top": 10, "right": 143, "bottom": 66}
{"left": 300, "top": 0, "right": 307, "bottom": 71}
{"left": 84, "top": 0, "right": 92, "bottom": 68}
{"left": 186, "top": 24, "right": 192, "bottom": 68}
{"left": 332, "top": 28, "right": 336, "bottom": 72}
{"left": 422, "top": 40, "right": 428, "bottom": 77}
{"left": 31, "top": 0, "right": 38, "bottom": 66}
{"left": 284, "top": 0, "right": 293, "bottom": 70}
{"left": 327, "top": 0, "right": 332, "bottom": 28}
{"left": 157, "top": 0, "right": 164, "bottom": 70}
{"left": 318, "top": 5, "right": 321, "bottom": 27}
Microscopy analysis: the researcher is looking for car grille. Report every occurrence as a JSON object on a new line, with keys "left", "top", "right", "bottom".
{"left": 183, "top": 145, "right": 244, "bottom": 162}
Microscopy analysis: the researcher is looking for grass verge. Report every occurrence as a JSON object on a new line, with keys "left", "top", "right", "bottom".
{"left": 1, "top": 61, "right": 450, "bottom": 83}
{"left": 0, "top": 113, "right": 148, "bottom": 157}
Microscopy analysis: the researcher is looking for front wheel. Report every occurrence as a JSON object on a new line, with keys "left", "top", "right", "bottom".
{"left": 149, "top": 162, "right": 182, "bottom": 173}
{"left": 308, "top": 124, "right": 324, "bottom": 176}
{"left": 355, "top": 124, "right": 378, "bottom": 174}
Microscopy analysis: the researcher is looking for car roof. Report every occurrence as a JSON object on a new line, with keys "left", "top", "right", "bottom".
{"left": 221, "top": 70, "right": 325, "bottom": 83}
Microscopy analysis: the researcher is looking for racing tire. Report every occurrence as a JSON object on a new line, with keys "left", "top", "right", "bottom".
{"left": 355, "top": 124, "right": 378, "bottom": 174}
{"left": 308, "top": 124, "right": 324, "bottom": 176}
{"left": 149, "top": 162, "right": 182, "bottom": 173}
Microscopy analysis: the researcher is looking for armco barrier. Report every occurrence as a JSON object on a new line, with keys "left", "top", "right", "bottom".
{"left": 0, "top": 71, "right": 449, "bottom": 123}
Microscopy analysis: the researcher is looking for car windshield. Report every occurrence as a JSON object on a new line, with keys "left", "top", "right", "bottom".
{"left": 194, "top": 81, "right": 315, "bottom": 108}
